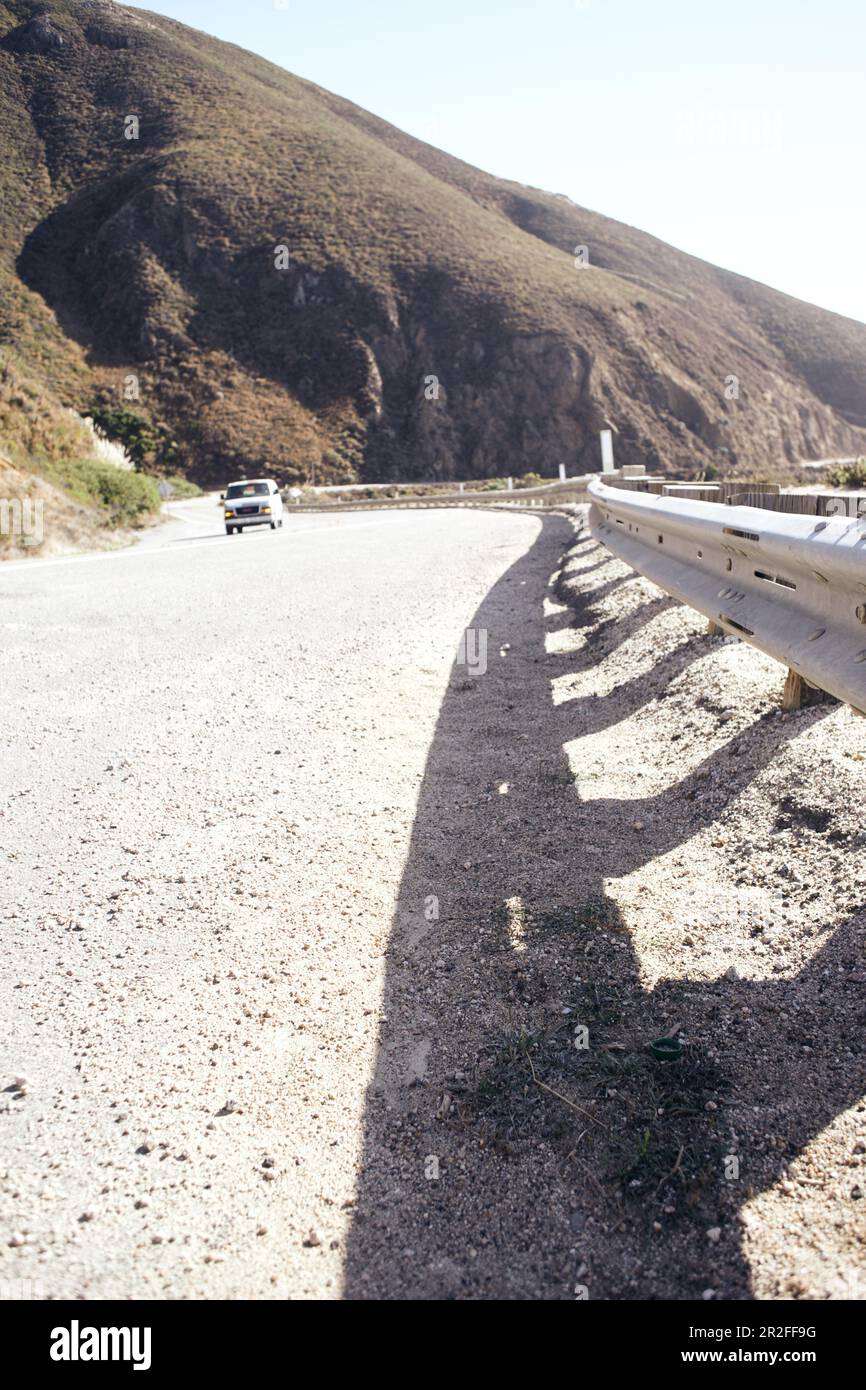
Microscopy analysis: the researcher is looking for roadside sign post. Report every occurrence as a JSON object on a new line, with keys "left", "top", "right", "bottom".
{"left": 600, "top": 430, "right": 615, "bottom": 473}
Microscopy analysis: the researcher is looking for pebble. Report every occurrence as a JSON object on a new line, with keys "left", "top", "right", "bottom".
{"left": 303, "top": 1229, "right": 321, "bottom": 1247}
{"left": 706, "top": 1227, "right": 721, "bottom": 1244}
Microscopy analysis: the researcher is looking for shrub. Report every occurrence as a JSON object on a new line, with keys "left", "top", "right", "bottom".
{"left": 89, "top": 407, "right": 157, "bottom": 466}
{"left": 164, "top": 474, "right": 202, "bottom": 498}
{"left": 43, "top": 457, "right": 161, "bottom": 525}
{"left": 827, "top": 458, "right": 866, "bottom": 489}
{"left": 89, "top": 405, "right": 182, "bottom": 473}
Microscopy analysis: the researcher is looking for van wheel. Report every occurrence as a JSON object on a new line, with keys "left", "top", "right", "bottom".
{"left": 226, "top": 526, "right": 234, "bottom": 535}
{"left": 270, "top": 521, "right": 277, "bottom": 530}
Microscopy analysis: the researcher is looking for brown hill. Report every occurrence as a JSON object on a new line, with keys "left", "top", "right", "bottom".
{"left": 1, "top": 0, "right": 865, "bottom": 485}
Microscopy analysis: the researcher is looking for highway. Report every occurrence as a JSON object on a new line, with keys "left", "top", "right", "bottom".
{"left": 0, "top": 500, "right": 569, "bottom": 1297}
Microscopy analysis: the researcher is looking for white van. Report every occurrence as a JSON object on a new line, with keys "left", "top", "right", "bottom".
{"left": 222, "top": 479, "right": 284, "bottom": 535}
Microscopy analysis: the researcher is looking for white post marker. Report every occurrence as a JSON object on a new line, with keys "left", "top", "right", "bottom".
{"left": 600, "top": 429, "right": 615, "bottom": 473}
{"left": 506, "top": 477, "right": 513, "bottom": 491}
{"left": 559, "top": 463, "right": 567, "bottom": 482}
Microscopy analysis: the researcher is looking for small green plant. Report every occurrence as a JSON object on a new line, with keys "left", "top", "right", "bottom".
{"left": 827, "top": 457, "right": 866, "bottom": 488}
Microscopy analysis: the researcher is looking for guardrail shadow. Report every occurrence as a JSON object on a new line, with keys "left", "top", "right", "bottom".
{"left": 544, "top": 594, "right": 678, "bottom": 678}
{"left": 568, "top": 571, "right": 635, "bottom": 613}
{"left": 548, "top": 637, "right": 708, "bottom": 738}
{"left": 576, "top": 593, "right": 676, "bottom": 657}
{"left": 342, "top": 517, "right": 859, "bottom": 1300}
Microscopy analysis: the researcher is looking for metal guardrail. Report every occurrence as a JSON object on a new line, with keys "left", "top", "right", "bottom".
{"left": 285, "top": 479, "right": 591, "bottom": 512}
{"left": 588, "top": 477, "right": 866, "bottom": 713}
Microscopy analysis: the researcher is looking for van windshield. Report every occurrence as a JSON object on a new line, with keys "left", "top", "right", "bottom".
{"left": 226, "top": 482, "right": 269, "bottom": 498}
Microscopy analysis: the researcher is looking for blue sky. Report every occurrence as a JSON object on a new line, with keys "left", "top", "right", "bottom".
{"left": 124, "top": 0, "right": 866, "bottom": 324}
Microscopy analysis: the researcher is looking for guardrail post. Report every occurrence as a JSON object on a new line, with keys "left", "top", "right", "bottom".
{"left": 781, "top": 670, "right": 836, "bottom": 712}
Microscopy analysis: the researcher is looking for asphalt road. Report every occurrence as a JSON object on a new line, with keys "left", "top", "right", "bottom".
{"left": 0, "top": 499, "right": 570, "bottom": 1298}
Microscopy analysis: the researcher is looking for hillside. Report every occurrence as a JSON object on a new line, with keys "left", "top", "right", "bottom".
{"left": 1, "top": 0, "right": 865, "bottom": 486}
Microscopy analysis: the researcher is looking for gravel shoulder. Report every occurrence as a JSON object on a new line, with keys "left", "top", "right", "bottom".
{"left": 344, "top": 509, "right": 866, "bottom": 1300}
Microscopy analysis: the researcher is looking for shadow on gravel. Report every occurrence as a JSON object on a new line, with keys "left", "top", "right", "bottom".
{"left": 343, "top": 515, "right": 863, "bottom": 1300}
{"left": 567, "top": 593, "right": 676, "bottom": 662}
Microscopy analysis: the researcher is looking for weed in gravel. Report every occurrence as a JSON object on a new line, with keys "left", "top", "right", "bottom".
{"left": 604, "top": 1044, "right": 731, "bottom": 1212}
{"left": 468, "top": 1022, "right": 600, "bottom": 1142}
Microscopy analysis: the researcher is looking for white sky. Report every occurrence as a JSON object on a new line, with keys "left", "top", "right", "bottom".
{"left": 124, "top": 0, "right": 866, "bottom": 324}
